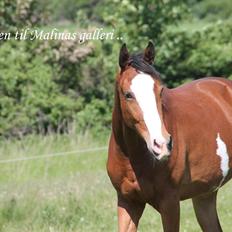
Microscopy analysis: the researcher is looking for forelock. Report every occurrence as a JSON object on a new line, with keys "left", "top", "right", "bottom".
{"left": 128, "top": 53, "right": 161, "bottom": 80}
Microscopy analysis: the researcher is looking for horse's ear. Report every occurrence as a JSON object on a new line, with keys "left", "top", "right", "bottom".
{"left": 144, "top": 41, "right": 155, "bottom": 64}
{"left": 119, "top": 43, "right": 129, "bottom": 69}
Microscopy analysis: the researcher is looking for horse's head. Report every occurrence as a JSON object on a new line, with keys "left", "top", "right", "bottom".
{"left": 116, "top": 42, "right": 171, "bottom": 160}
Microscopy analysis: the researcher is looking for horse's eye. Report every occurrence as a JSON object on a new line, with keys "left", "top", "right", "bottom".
{"left": 124, "top": 91, "right": 134, "bottom": 100}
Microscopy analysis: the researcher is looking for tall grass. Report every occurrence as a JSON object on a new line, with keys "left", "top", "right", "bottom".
{"left": 0, "top": 133, "right": 231, "bottom": 231}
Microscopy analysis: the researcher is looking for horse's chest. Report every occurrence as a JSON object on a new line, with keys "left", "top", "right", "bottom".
{"left": 119, "top": 167, "right": 159, "bottom": 202}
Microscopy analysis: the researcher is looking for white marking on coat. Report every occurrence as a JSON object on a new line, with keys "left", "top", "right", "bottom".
{"left": 215, "top": 133, "right": 229, "bottom": 189}
{"left": 130, "top": 72, "right": 165, "bottom": 154}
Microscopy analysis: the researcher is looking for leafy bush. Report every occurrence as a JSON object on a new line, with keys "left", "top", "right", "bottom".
{"left": 75, "top": 99, "right": 111, "bottom": 137}
{"left": 93, "top": 0, "right": 188, "bottom": 48}
{"left": 0, "top": 39, "right": 85, "bottom": 137}
{"left": 156, "top": 21, "right": 232, "bottom": 87}
{"left": 191, "top": 0, "right": 232, "bottom": 21}
{"left": 0, "top": 0, "right": 49, "bottom": 33}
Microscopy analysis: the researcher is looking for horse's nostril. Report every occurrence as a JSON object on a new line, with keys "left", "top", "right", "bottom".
{"left": 167, "top": 137, "right": 172, "bottom": 151}
{"left": 154, "top": 139, "right": 161, "bottom": 148}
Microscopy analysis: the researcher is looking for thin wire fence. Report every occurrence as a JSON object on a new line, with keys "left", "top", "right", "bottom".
{"left": 0, "top": 146, "right": 108, "bottom": 164}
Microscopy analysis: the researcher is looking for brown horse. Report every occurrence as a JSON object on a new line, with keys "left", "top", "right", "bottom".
{"left": 107, "top": 41, "right": 232, "bottom": 232}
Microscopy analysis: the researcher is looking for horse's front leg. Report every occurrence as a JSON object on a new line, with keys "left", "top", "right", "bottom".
{"left": 117, "top": 194, "right": 145, "bottom": 232}
{"left": 192, "top": 191, "right": 222, "bottom": 232}
{"left": 159, "top": 194, "right": 180, "bottom": 232}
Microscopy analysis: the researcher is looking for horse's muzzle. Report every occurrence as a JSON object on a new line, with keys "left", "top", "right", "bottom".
{"left": 149, "top": 136, "right": 172, "bottom": 160}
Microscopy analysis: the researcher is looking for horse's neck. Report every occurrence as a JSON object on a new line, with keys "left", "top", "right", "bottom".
{"left": 161, "top": 87, "right": 176, "bottom": 135}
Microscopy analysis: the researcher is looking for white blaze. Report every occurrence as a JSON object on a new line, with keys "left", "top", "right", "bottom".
{"left": 216, "top": 133, "right": 229, "bottom": 188}
{"left": 130, "top": 73, "right": 165, "bottom": 153}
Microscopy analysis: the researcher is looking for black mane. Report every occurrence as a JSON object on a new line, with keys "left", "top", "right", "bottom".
{"left": 128, "top": 53, "right": 161, "bottom": 80}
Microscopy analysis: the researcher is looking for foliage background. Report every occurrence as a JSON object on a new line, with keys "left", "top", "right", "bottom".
{"left": 0, "top": 0, "right": 232, "bottom": 138}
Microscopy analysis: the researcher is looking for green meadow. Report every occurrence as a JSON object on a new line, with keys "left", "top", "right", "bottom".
{"left": 0, "top": 134, "right": 231, "bottom": 232}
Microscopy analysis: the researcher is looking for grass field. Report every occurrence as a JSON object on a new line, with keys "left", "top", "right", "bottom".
{"left": 0, "top": 133, "right": 231, "bottom": 232}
